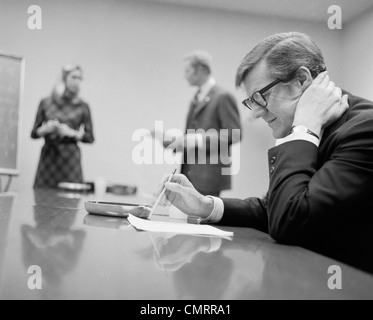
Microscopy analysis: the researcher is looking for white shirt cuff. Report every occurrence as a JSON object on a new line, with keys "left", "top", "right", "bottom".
{"left": 276, "top": 131, "right": 320, "bottom": 147}
{"left": 202, "top": 196, "right": 224, "bottom": 223}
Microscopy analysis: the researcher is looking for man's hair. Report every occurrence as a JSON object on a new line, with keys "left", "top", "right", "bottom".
{"left": 235, "top": 32, "right": 326, "bottom": 87}
{"left": 184, "top": 50, "right": 212, "bottom": 75}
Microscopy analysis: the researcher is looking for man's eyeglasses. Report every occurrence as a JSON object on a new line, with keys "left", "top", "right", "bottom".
{"left": 242, "top": 78, "right": 282, "bottom": 110}
{"left": 242, "top": 67, "right": 327, "bottom": 110}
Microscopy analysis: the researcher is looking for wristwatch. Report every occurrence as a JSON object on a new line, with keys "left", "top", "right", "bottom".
{"left": 290, "top": 125, "right": 320, "bottom": 139}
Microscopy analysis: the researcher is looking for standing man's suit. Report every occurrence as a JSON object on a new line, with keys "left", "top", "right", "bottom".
{"left": 181, "top": 85, "right": 241, "bottom": 196}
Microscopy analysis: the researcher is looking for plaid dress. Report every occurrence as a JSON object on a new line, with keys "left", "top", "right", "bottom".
{"left": 31, "top": 95, "right": 94, "bottom": 188}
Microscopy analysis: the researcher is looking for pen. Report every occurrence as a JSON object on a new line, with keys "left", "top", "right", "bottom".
{"left": 148, "top": 168, "right": 177, "bottom": 219}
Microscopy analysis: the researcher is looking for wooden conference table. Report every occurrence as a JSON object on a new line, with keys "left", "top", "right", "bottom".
{"left": 0, "top": 188, "right": 372, "bottom": 300}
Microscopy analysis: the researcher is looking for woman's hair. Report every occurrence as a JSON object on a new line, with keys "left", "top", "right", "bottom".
{"left": 52, "top": 63, "right": 83, "bottom": 103}
{"left": 235, "top": 32, "right": 326, "bottom": 87}
{"left": 61, "top": 63, "right": 82, "bottom": 82}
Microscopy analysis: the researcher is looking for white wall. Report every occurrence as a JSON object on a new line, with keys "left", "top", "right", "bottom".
{"left": 0, "top": 0, "right": 345, "bottom": 198}
{"left": 340, "top": 9, "right": 373, "bottom": 101}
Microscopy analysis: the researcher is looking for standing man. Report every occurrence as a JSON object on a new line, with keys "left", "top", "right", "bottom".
{"left": 177, "top": 51, "right": 241, "bottom": 197}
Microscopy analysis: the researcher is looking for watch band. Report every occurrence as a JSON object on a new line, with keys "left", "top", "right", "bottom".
{"left": 290, "top": 125, "right": 320, "bottom": 140}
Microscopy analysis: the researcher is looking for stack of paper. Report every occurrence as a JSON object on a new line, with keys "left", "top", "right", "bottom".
{"left": 127, "top": 214, "right": 234, "bottom": 238}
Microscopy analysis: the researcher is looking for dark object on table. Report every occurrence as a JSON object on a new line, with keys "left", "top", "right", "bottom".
{"left": 57, "top": 182, "right": 94, "bottom": 193}
{"left": 106, "top": 184, "right": 137, "bottom": 196}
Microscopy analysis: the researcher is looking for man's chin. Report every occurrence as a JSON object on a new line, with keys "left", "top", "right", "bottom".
{"left": 272, "top": 130, "right": 288, "bottom": 139}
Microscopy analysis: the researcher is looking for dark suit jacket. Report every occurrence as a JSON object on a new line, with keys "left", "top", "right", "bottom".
{"left": 220, "top": 92, "right": 373, "bottom": 274}
{"left": 181, "top": 85, "right": 241, "bottom": 194}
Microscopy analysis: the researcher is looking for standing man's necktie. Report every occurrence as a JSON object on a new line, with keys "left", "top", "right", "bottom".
{"left": 193, "top": 89, "right": 201, "bottom": 104}
{"left": 186, "top": 89, "right": 201, "bottom": 130}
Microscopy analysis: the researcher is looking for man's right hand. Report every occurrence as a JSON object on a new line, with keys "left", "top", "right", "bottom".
{"left": 161, "top": 174, "right": 214, "bottom": 219}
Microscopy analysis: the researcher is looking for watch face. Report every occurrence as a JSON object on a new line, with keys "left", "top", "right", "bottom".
{"left": 292, "top": 125, "right": 307, "bottom": 133}
{"left": 291, "top": 125, "right": 319, "bottom": 139}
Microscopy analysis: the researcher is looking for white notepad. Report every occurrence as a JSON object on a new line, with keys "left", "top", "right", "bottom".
{"left": 127, "top": 214, "right": 234, "bottom": 238}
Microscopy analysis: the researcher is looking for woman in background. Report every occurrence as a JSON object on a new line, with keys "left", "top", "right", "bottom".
{"left": 31, "top": 63, "right": 94, "bottom": 188}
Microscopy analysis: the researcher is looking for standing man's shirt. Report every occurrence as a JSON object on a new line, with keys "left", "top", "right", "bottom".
{"left": 197, "top": 77, "right": 216, "bottom": 102}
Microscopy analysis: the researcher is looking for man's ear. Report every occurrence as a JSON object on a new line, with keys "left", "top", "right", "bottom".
{"left": 295, "top": 66, "right": 313, "bottom": 90}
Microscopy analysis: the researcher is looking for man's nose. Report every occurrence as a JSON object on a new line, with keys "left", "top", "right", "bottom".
{"left": 252, "top": 106, "right": 267, "bottom": 119}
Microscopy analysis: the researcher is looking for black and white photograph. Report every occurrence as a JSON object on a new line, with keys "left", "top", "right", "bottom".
{"left": 0, "top": 0, "right": 373, "bottom": 303}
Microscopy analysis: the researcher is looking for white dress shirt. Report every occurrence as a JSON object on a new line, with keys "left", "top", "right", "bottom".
{"left": 197, "top": 76, "right": 216, "bottom": 102}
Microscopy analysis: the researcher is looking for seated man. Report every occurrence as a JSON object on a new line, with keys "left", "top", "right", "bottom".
{"left": 140, "top": 32, "right": 373, "bottom": 274}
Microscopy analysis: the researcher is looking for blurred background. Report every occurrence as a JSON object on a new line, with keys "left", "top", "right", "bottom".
{"left": 1, "top": 0, "right": 373, "bottom": 198}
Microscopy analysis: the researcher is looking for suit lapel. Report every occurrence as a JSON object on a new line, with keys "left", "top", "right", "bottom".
{"left": 186, "top": 99, "right": 198, "bottom": 129}
{"left": 192, "top": 85, "right": 217, "bottom": 118}
{"left": 192, "top": 97, "right": 210, "bottom": 118}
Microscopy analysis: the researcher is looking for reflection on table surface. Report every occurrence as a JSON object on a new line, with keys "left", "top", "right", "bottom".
{"left": 0, "top": 188, "right": 372, "bottom": 300}
{"left": 0, "top": 194, "right": 15, "bottom": 271}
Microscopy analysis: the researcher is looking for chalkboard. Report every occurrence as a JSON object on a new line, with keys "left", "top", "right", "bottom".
{"left": 0, "top": 52, "right": 24, "bottom": 175}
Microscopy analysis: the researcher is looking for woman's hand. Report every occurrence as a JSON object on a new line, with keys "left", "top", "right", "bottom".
{"left": 57, "top": 123, "right": 82, "bottom": 140}
{"left": 36, "top": 120, "right": 59, "bottom": 137}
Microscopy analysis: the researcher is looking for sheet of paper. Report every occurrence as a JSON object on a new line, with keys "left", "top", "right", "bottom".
{"left": 127, "top": 214, "right": 234, "bottom": 238}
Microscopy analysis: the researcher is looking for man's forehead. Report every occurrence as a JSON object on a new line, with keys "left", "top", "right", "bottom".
{"left": 243, "top": 61, "right": 271, "bottom": 94}
{"left": 184, "top": 61, "right": 195, "bottom": 70}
